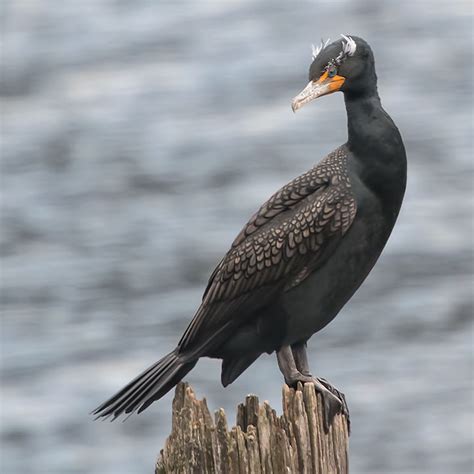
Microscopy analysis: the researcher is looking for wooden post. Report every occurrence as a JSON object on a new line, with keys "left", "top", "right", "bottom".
{"left": 156, "top": 382, "right": 349, "bottom": 473}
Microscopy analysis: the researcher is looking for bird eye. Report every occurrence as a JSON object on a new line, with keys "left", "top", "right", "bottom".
{"left": 328, "top": 66, "right": 337, "bottom": 78}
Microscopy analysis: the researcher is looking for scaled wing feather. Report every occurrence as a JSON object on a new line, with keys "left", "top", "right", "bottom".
{"left": 180, "top": 148, "right": 357, "bottom": 352}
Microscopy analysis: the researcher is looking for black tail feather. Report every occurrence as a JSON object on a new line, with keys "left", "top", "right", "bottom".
{"left": 92, "top": 350, "right": 196, "bottom": 420}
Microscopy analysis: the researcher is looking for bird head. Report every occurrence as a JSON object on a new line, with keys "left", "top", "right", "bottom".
{"left": 292, "top": 35, "right": 376, "bottom": 112}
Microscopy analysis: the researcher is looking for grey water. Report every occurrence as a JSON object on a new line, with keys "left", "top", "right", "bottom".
{"left": 1, "top": 1, "right": 473, "bottom": 473}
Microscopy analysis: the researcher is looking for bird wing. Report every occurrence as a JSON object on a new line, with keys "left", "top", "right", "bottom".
{"left": 202, "top": 162, "right": 331, "bottom": 299}
{"left": 230, "top": 164, "right": 330, "bottom": 248}
{"left": 178, "top": 152, "right": 357, "bottom": 352}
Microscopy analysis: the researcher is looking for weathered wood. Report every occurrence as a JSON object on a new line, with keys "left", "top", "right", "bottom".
{"left": 156, "top": 382, "right": 349, "bottom": 474}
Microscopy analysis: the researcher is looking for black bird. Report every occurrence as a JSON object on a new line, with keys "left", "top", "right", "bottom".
{"left": 93, "top": 35, "right": 406, "bottom": 429}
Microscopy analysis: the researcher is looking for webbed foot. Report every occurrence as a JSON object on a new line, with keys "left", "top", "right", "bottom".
{"left": 316, "top": 377, "right": 350, "bottom": 433}
{"left": 283, "top": 371, "right": 343, "bottom": 433}
{"left": 277, "top": 345, "right": 348, "bottom": 433}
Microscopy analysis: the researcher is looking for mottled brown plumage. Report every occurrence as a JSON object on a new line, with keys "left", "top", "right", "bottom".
{"left": 179, "top": 147, "right": 356, "bottom": 350}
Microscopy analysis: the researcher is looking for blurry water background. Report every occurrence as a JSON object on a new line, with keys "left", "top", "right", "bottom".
{"left": 1, "top": 1, "right": 473, "bottom": 473}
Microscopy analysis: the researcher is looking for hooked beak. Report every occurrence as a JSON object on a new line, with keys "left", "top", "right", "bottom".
{"left": 291, "top": 71, "right": 345, "bottom": 112}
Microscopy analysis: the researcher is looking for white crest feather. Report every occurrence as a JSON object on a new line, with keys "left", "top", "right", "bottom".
{"left": 334, "top": 34, "right": 356, "bottom": 64}
{"left": 311, "top": 38, "right": 330, "bottom": 60}
{"left": 341, "top": 34, "right": 356, "bottom": 56}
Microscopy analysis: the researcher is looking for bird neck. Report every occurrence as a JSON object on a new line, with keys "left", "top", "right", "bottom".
{"left": 344, "top": 88, "right": 405, "bottom": 163}
{"left": 344, "top": 90, "right": 384, "bottom": 149}
{"left": 344, "top": 90, "right": 407, "bottom": 218}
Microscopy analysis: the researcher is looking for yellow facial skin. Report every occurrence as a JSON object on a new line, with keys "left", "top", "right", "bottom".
{"left": 291, "top": 70, "right": 346, "bottom": 112}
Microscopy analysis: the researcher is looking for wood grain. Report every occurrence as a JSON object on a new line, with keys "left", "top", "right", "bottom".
{"left": 156, "top": 382, "right": 349, "bottom": 473}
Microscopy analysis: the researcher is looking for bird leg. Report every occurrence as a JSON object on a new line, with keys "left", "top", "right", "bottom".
{"left": 291, "top": 341, "right": 312, "bottom": 376}
{"left": 277, "top": 345, "right": 313, "bottom": 384}
{"left": 277, "top": 344, "right": 343, "bottom": 432}
{"left": 291, "top": 342, "right": 350, "bottom": 432}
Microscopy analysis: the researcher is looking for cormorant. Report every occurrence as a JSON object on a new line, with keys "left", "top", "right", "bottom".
{"left": 93, "top": 35, "right": 407, "bottom": 430}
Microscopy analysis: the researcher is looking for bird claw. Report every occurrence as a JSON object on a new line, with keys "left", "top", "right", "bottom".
{"left": 316, "top": 377, "right": 350, "bottom": 434}
{"left": 284, "top": 372, "right": 346, "bottom": 433}
{"left": 319, "top": 386, "right": 342, "bottom": 433}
